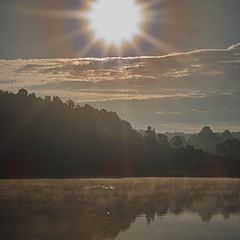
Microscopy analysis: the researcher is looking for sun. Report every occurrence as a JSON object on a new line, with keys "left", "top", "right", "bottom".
{"left": 84, "top": 0, "right": 144, "bottom": 47}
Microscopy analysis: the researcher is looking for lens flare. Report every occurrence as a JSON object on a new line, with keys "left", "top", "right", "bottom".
{"left": 84, "top": 0, "right": 144, "bottom": 47}
{"left": 23, "top": 0, "right": 174, "bottom": 56}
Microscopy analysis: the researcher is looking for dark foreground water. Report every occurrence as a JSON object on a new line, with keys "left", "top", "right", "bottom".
{"left": 0, "top": 178, "right": 240, "bottom": 240}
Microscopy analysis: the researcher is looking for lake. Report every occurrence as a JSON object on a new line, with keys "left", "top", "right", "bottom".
{"left": 0, "top": 178, "right": 240, "bottom": 240}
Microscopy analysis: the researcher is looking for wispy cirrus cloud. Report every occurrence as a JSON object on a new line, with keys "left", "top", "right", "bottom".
{"left": 0, "top": 43, "right": 240, "bottom": 131}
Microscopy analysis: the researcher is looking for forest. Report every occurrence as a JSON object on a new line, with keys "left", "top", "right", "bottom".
{"left": 0, "top": 89, "right": 239, "bottom": 178}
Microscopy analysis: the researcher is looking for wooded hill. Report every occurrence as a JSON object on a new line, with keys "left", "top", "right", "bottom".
{"left": 0, "top": 89, "right": 239, "bottom": 178}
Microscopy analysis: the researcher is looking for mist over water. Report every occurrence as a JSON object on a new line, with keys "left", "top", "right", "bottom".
{"left": 1, "top": 1, "right": 240, "bottom": 239}
{"left": 0, "top": 178, "right": 240, "bottom": 240}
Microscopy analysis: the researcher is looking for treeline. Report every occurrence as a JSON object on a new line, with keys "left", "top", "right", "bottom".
{"left": 165, "top": 126, "right": 239, "bottom": 154}
{"left": 0, "top": 89, "right": 239, "bottom": 178}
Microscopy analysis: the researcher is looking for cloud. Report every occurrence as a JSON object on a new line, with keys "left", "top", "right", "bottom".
{"left": 0, "top": 43, "right": 240, "bottom": 131}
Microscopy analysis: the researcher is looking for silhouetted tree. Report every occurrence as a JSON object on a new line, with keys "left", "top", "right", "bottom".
{"left": 0, "top": 89, "right": 238, "bottom": 178}
{"left": 157, "top": 133, "right": 171, "bottom": 149}
{"left": 216, "top": 139, "right": 240, "bottom": 157}
{"left": 66, "top": 99, "right": 75, "bottom": 108}
{"left": 188, "top": 126, "right": 221, "bottom": 153}
{"left": 45, "top": 96, "right": 51, "bottom": 103}
{"left": 17, "top": 88, "right": 28, "bottom": 97}
{"left": 171, "top": 136, "right": 184, "bottom": 148}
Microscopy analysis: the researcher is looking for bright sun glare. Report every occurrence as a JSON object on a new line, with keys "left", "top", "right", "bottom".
{"left": 85, "top": 0, "right": 144, "bottom": 46}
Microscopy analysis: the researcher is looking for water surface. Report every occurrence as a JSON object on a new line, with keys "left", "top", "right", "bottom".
{"left": 0, "top": 178, "right": 240, "bottom": 240}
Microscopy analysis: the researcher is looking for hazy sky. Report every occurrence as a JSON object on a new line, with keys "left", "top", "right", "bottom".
{"left": 1, "top": 43, "right": 240, "bottom": 132}
{"left": 0, "top": 0, "right": 240, "bottom": 132}
{"left": 0, "top": 0, "right": 240, "bottom": 58}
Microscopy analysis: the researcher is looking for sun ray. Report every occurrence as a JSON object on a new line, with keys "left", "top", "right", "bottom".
{"left": 132, "top": 44, "right": 143, "bottom": 56}
{"left": 20, "top": 7, "right": 83, "bottom": 20}
{"left": 77, "top": 38, "right": 98, "bottom": 57}
{"left": 19, "top": 0, "right": 173, "bottom": 57}
{"left": 100, "top": 44, "right": 109, "bottom": 57}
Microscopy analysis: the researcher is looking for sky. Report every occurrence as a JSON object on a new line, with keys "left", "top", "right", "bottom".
{"left": 0, "top": 0, "right": 240, "bottom": 132}
{"left": 1, "top": 0, "right": 240, "bottom": 58}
